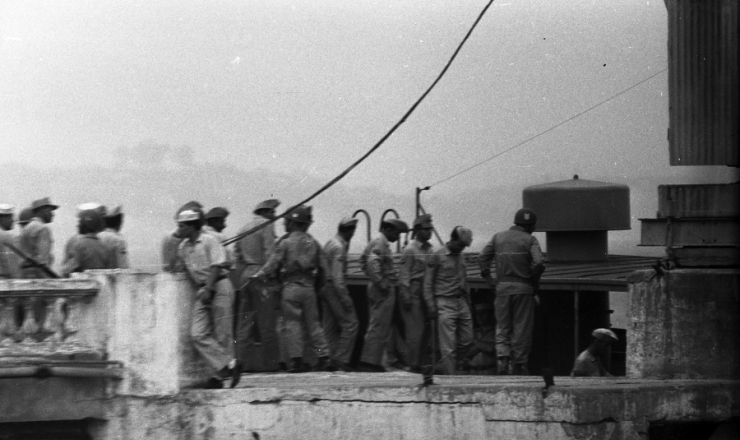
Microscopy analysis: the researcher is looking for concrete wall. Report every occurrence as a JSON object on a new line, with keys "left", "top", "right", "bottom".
{"left": 627, "top": 268, "right": 740, "bottom": 379}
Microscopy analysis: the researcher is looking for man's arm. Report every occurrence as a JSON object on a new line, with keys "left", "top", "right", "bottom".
{"left": 366, "top": 242, "right": 387, "bottom": 288}
{"left": 423, "top": 254, "right": 438, "bottom": 319}
{"left": 37, "top": 226, "right": 53, "bottom": 266}
{"left": 478, "top": 237, "right": 496, "bottom": 282}
{"left": 398, "top": 248, "right": 415, "bottom": 310}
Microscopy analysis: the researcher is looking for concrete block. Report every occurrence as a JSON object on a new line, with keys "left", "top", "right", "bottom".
{"left": 627, "top": 268, "right": 740, "bottom": 379}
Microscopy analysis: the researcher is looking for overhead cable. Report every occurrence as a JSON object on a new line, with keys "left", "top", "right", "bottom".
{"left": 221, "top": 0, "right": 496, "bottom": 246}
{"left": 428, "top": 68, "right": 668, "bottom": 188}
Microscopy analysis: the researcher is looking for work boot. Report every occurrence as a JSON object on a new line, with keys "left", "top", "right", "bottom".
{"left": 330, "top": 359, "right": 355, "bottom": 372}
{"left": 288, "top": 357, "right": 309, "bottom": 373}
{"left": 315, "top": 356, "right": 337, "bottom": 372}
{"left": 512, "top": 363, "right": 529, "bottom": 376}
{"left": 497, "top": 356, "right": 510, "bottom": 375}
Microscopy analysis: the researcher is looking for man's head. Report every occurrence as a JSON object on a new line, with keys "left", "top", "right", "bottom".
{"left": 254, "top": 199, "right": 280, "bottom": 220}
{"left": 31, "top": 197, "right": 59, "bottom": 223}
{"left": 285, "top": 205, "right": 312, "bottom": 232}
{"left": 380, "top": 219, "right": 409, "bottom": 243}
{"left": 448, "top": 226, "right": 473, "bottom": 254}
{"left": 412, "top": 214, "right": 434, "bottom": 243}
{"left": 0, "top": 204, "right": 14, "bottom": 231}
{"left": 176, "top": 209, "right": 204, "bottom": 240}
{"left": 514, "top": 208, "right": 537, "bottom": 234}
{"left": 590, "top": 328, "right": 618, "bottom": 355}
{"left": 205, "top": 207, "right": 230, "bottom": 233}
{"left": 78, "top": 210, "right": 103, "bottom": 235}
{"left": 104, "top": 205, "right": 124, "bottom": 232}
{"left": 18, "top": 207, "right": 33, "bottom": 228}
{"left": 337, "top": 217, "right": 358, "bottom": 241}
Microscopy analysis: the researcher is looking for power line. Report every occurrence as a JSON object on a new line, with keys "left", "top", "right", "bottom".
{"left": 222, "top": 0, "right": 496, "bottom": 246}
{"left": 428, "top": 68, "right": 668, "bottom": 188}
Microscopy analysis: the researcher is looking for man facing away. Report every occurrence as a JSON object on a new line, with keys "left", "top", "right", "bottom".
{"left": 0, "top": 205, "right": 19, "bottom": 279}
{"left": 424, "top": 226, "right": 474, "bottom": 375}
{"left": 321, "top": 216, "right": 360, "bottom": 371}
{"left": 61, "top": 207, "right": 116, "bottom": 277}
{"left": 19, "top": 197, "right": 59, "bottom": 278}
{"left": 358, "top": 218, "right": 409, "bottom": 372}
{"left": 571, "top": 328, "right": 618, "bottom": 377}
{"left": 97, "top": 205, "right": 129, "bottom": 269}
{"left": 251, "top": 205, "right": 332, "bottom": 373}
{"left": 478, "top": 208, "right": 545, "bottom": 376}
{"left": 176, "top": 208, "right": 241, "bottom": 388}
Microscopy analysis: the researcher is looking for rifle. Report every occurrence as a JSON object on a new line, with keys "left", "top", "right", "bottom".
{"left": 2, "top": 242, "right": 60, "bottom": 278}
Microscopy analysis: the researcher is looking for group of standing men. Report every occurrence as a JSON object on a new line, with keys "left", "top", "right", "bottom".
{"left": 0, "top": 197, "right": 129, "bottom": 280}
{"left": 165, "top": 197, "right": 549, "bottom": 387}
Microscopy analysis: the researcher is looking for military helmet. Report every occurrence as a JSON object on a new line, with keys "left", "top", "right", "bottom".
{"left": 205, "top": 207, "right": 230, "bottom": 220}
{"left": 287, "top": 205, "right": 312, "bottom": 224}
{"left": 514, "top": 208, "right": 537, "bottom": 225}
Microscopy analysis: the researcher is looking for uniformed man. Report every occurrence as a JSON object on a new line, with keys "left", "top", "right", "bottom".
{"left": 478, "top": 208, "right": 545, "bottom": 376}
{"left": 462, "top": 303, "right": 497, "bottom": 374}
{"left": 424, "top": 226, "right": 474, "bottom": 375}
{"left": 61, "top": 207, "right": 117, "bottom": 277}
{"left": 321, "top": 216, "right": 360, "bottom": 371}
{"left": 176, "top": 208, "right": 241, "bottom": 388}
{"left": 162, "top": 201, "right": 203, "bottom": 272}
{"left": 233, "top": 199, "right": 281, "bottom": 361}
{"left": 0, "top": 205, "right": 19, "bottom": 279}
{"left": 251, "top": 205, "right": 331, "bottom": 373}
{"left": 390, "top": 214, "right": 434, "bottom": 372}
{"left": 571, "top": 328, "right": 618, "bottom": 377}
{"left": 98, "top": 205, "right": 129, "bottom": 269}
{"left": 358, "top": 218, "right": 409, "bottom": 372}
{"left": 19, "top": 197, "right": 59, "bottom": 278}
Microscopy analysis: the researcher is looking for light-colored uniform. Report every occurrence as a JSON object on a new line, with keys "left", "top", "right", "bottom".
{"left": 360, "top": 234, "right": 398, "bottom": 366}
{"left": 478, "top": 225, "right": 544, "bottom": 368}
{"left": 178, "top": 232, "right": 235, "bottom": 371}
{"left": 61, "top": 234, "right": 117, "bottom": 276}
{"left": 424, "top": 245, "right": 473, "bottom": 375}
{"left": 0, "top": 230, "right": 20, "bottom": 279}
{"left": 256, "top": 231, "right": 329, "bottom": 360}
{"left": 161, "top": 229, "right": 182, "bottom": 272}
{"left": 98, "top": 228, "right": 129, "bottom": 269}
{"left": 18, "top": 218, "right": 54, "bottom": 278}
{"left": 321, "top": 234, "right": 358, "bottom": 365}
{"left": 390, "top": 238, "right": 432, "bottom": 368}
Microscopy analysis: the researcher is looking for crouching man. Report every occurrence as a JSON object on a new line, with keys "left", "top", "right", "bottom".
{"left": 177, "top": 209, "right": 241, "bottom": 388}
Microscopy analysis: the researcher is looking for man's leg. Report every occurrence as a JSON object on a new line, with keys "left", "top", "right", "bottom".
{"left": 280, "top": 284, "right": 305, "bottom": 361}
{"left": 300, "top": 286, "right": 330, "bottom": 362}
{"left": 191, "top": 296, "right": 232, "bottom": 373}
{"left": 510, "top": 294, "right": 536, "bottom": 374}
{"left": 402, "top": 283, "right": 426, "bottom": 369}
{"left": 322, "top": 285, "right": 358, "bottom": 366}
{"left": 494, "top": 294, "right": 513, "bottom": 374}
{"left": 360, "top": 284, "right": 396, "bottom": 368}
{"left": 456, "top": 299, "right": 474, "bottom": 371}
{"left": 211, "top": 279, "right": 236, "bottom": 358}
{"left": 436, "top": 297, "right": 457, "bottom": 375}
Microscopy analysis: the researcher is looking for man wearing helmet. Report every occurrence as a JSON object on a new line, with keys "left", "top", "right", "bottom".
{"left": 478, "top": 208, "right": 545, "bottom": 376}
{"left": 251, "top": 205, "right": 332, "bottom": 373}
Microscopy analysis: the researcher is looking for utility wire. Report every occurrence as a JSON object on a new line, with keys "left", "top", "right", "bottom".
{"left": 222, "top": 0, "right": 496, "bottom": 246}
{"left": 428, "top": 68, "right": 668, "bottom": 188}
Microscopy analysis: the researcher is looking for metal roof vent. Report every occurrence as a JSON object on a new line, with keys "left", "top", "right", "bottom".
{"left": 523, "top": 175, "right": 630, "bottom": 262}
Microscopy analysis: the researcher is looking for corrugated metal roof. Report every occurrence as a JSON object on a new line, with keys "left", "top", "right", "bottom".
{"left": 665, "top": 0, "right": 739, "bottom": 166}
{"left": 345, "top": 253, "right": 658, "bottom": 292}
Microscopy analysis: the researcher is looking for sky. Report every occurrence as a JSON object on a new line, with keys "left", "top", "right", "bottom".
{"left": 1, "top": 0, "right": 738, "bottom": 270}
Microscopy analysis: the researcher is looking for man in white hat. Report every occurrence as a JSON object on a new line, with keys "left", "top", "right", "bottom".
{"left": 162, "top": 201, "right": 203, "bottom": 272}
{"left": 176, "top": 208, "right": 241, "bottom": 388}
{"left": 0, "top": 204, "right": 19, "bottom": 279}
{"left": 321, "top": 216, "right": 360, "bottom": 371}
{"left": 233, "top": 199, "right": 281, "bottom": 364}
{"left": 357, "top": 217, "right": 409, "bottom": 372}
{"left": 251, "top": 205, "right": 332, "bottom": 373}
{"left": 571, "top": 328, "right": 619, "bottom": 377}
{"left": 98, "top": 205, "right": 129, "bottom": 269}
{"left": 19, "top": 197, "right": 59, "bottom": 278}
{"left": 424, "top": 226, "right": 474, "bottom": 375}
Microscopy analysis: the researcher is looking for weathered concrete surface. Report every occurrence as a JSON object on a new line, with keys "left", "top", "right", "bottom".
{"left": 627, "top": 268, "right": 740, "bottom": 379}
{"left": 88, "top": 373, "right": 740, "bottom": 440}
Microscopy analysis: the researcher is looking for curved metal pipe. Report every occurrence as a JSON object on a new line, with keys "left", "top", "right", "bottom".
{"left": 352, "top": 209, "right": 372, "bottom": 244}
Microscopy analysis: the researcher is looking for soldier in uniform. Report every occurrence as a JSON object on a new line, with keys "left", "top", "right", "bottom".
{"left": 233, "top": 199, "right": 281, "bottom": 365}
{"left": 321, "top": 216, "right": 360, "bottom": 371}
{"left": 251, "top": 205, "right": 331, "bottom": 372}
{"left": 98, "top": 205, "right": 129, "bottom": 269}
{"left": 390, "top": 214, "right": 434, "bottom": 372}
{"left": 424, "top": 226, "right": 474, "bottom": 375}
{"left": 462, "top": 303, "right": 497, "bottom": 374}
{"left": 204, "top": 207, "right": 233, "bottom": 268}
{"left": 0, "top": 205, "right": 19, "bottom": 279}
{"left": 176, "top": 208, "right": 241, "bottom": 388}
{"left": 358, "top": 218, "right": 409, "bottom": 372}
{"left": 19, "top": 197, "right": 59, "bottom": 278}
{"left": 478, "top": 208, "right": 545, "bottom": 376}
{"left": 61, "top": 208, "right": 117, "bottom": 276}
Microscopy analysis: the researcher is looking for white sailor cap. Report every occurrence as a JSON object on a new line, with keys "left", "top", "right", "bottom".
{"left": 592, "top": 328, "right": 618, "bottom": 343}
{"left": 0, "top": 204, "right": 14, "bottom": 215}
{"left": 177, "top": 209, "right": 202, "bottom": 223}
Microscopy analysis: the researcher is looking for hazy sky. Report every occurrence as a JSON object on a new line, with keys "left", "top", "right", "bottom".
{"left": 1, "top": 0, "right": 738, "bottom": 268}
